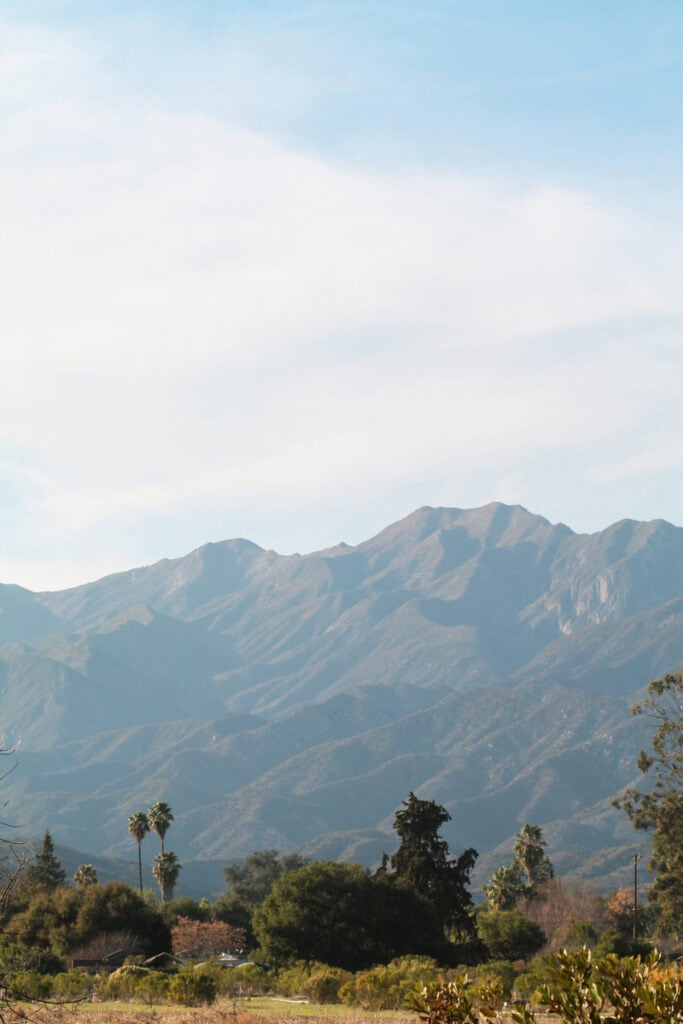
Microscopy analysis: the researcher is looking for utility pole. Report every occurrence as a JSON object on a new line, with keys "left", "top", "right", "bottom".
{"left": 633, "top": 853, "right": 638, "bottom": 941}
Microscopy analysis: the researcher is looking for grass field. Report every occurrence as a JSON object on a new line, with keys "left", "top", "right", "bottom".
{"left": 2, "top": 998, "right": 415, "bottom": 1024}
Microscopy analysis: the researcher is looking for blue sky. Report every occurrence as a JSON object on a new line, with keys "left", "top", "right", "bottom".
{"left": 2, "top": 1, "right": 683, "bottom": 589}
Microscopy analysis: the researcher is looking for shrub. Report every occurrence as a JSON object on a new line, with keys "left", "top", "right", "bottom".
{"left": 273, "top": 959, "right": 351, "bottom": 1003}
{"left": 135, "top": 971, "right": 169, "bottom": 1005}
{"left": 468, "top": 960, "right": 517, "bottom": 1006}
{"left": 511, "top": 969, "right": 548, "bottom": 1005}
{"left": 51, "top": 970, "right": 93, "bottom": 1000}
{"left": 219, "top": 963, "right": 271, "bottom": 997}
{"left": 275, "top": 960, "right": 314, "bottom": 997}
{"left": 510, "top": 946, "right": 683, "bottom": 1023}
{"left": 302, "top": 965, "right": 352, "bottom": 1003}
{"left": 405, "top": 975, "right": 482, "bottom": 1024}
{"left": 477, "top": 910, "right": 546, "bottom": 961}
{"left": 341, "top": 956, "right": 441, "bottom": 1010}
{"left": 99, "top": 964, "right": 151, "bottom": 1000}
{"left": 5, "top": 969, "right": 53, "bottom": 1000}
{"left": 0, "top": 941, "right": 65, "bottom": 977}
{"left": 168, "top": 967, "right": 217, "bottom": 1006}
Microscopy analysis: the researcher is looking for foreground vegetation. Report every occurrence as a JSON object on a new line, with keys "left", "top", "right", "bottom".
{"left": 1, "top": 668, "right": 682, "bottom": 1020}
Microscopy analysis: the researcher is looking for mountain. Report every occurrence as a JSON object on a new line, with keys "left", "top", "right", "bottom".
{"left": 1, "top": 502, "right": 680, "bottom": 895}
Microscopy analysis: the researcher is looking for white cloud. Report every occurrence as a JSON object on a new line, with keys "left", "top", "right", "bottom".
{"left": 1, "top": 18, "right": 682, "bottom": 589}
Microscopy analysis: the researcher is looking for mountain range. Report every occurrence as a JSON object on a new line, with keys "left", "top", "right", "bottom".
{"left": 2, "top": 502, "right": 680, "bottom": 897}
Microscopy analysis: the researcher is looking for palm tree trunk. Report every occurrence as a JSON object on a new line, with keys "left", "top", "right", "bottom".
{"left": 138, "top": 841, "right": 143, "bottom": 892}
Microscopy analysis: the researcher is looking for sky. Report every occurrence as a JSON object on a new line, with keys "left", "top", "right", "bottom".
{"left": 2, "top": 1, "right": 683, "bottom": 591}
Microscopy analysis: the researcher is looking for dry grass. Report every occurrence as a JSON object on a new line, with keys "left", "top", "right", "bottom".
{"left": 0, "top": 1003, "right": 415, "bottom": 1024}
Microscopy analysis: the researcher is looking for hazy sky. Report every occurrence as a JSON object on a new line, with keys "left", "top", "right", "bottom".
{"left": 3, "top": 1, "right": 683, "bottom": 590}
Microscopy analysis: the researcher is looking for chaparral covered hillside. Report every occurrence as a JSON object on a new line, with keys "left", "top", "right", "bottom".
{"left": 2, "top": 502, "right": 681, "bottom": 891}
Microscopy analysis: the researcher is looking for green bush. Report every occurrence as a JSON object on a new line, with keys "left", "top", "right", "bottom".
{"left": 275, "top": 960, "right": 316, "bottom": 997}
{"left": 340, "top": 956, "right": 441, "bottom": 1010}
{"left": 405, "top": 974, "right": 482, "bottom": 1024}
{"left": 592, "top": 929, "right": 652, "bottom": 959}
{"left": 5, "top": 969, "right": 53, "bottom": 1000}
{"left": 168, "top": 967, "right": 217, "bottom": 1006}
{"left": 0, "top": 941, "right": 65, "bottom": 977}
{"left": 302, "top": 965, "right": 352, "bottom": 1003}
{"left": 51, "top": 970, "right": 93, "bottom": 1000}
{"left": 99, "top": 964, "right": 151, "bottom": 1000}
{"left": 274, "top": 959, "right": 352, "bottom": 1003}
{"left": 468, "top": 961, "right": 517, "bottom": 1006}
{"left": 509, "top": 946, "right": 683, "bottom": 1023}
{"left": 222, "top": 963, "right": 271, "bottom": 997}
{"left": 135, "top": 971, "right": 169, "bottom": 1005}
{"left": 511, "top": 969, "right": 548, "bottom": 1005}
{"left": 477, "top": 910, "right": 546, "bottom": 962}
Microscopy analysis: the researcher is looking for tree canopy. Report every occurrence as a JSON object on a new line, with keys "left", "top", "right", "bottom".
{"left": 24, "top": 832, "right": 66, "bottom": 893}
{"left": 153, "top": 851, "right": 182, "bottom": 903}
{"left": 73, "top": 864, "right": 98, "bottom": 887}
{"left": 477, "top": 908, "right": 546, "bottom": 960}
{"left": 148, "top": 802, "right": 174, "bottom": 853}
{"left": 482, "top": 823, "right": 554, "bottom": 910}
{"left": 252, "top": 860, "right": 446, "bottom": 971}
{"left": 513, "top": 824, "right": 553, "bottom": 889}
{"left": 222, "top": 849, "right": 308, "bottom": 909}
{"left": 6, "top": 881, "right": 170, "bottom": 957}
{"left": 382, "top": 792, "right": 477, "bottom": 936}
{"left": 616, "top": 668, "right": 683, "bottom": 931}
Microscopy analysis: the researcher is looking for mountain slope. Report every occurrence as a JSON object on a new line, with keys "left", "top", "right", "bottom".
{"left": 1, "top": 502, "right": 681, "bottom": 893}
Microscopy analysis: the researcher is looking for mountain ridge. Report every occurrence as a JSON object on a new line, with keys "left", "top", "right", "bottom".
{"left": 1, "top": 502, "right": 679, "bottom": 894}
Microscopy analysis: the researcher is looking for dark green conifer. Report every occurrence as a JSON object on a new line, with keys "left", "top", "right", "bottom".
{"left": 25, "top": 830, "right": 66, "bottom": 892}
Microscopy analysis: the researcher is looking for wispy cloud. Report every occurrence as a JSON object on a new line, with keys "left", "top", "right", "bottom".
{"left": 1, "top": 16, "right": 682, "bottom": 589}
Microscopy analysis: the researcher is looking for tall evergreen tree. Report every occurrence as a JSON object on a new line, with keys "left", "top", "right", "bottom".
{"left": 383, "top": 791, "right": 477, "bottom": 936}
{"left": 25, "top": 830, "right": 66, "bottom": 892}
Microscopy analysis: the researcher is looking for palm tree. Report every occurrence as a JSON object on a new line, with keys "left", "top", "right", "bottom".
{"left": 128, "top": 811, "right": 150, "bottom": 892}
{"left": 73, "top": 863, "right": 98, "bottom": 886}
{"left": 148, "top": 801, "right": 174, "bottom": 853}
{"left": 482, "top": 863, "right": 524, "bottom": 911}
{"left": 513, "top": 823, "right": 550, "bottom": 888}
{"left": 152, "top": 850, "right": 181, "bottom": 902}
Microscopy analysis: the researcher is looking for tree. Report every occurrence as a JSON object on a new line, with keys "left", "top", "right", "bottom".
{"left": 171, "top": 917, "right": 246, "bottom": 958}
{"left": 253, "top": 861, "right": 446, "bottom": 971}
{"left": 148, "top": 802, "right": 174, "bottom": 854}
{"left": 217, "top": 849, "right": 309, "bottom": 948}
{"left": 477, "top": 908, "right": 546, "bottom": 961}
{"left": 73, "top": 864, "right": 98, "bottom": 887}
{"left": 153, "top": 851, "right": 181, "bottom": 902}
{"left": 383, "top": 792, "right": 477, "bottom": 936}
{"left": 482, "top": 864, "right": 525, "bottom": 911}
{"left": 222, "top": 849, "right": 308, "bottom": 909}
{"left": 5, "top": 881, "right": 170, "bottom": 957}
{"left": 71, "top": 881, "right": 170, "bottom": 955}
{"left": 483, "top": 824, "right": 553, "bottom": 911}
{"left": 159, "top": 896, "right": 210, "bottom": 925}
{"left": 513, "top": 824, "right": 554, "bottom": 890}
{"left": 616, "top": 669, "right": 683, "bottom": 931}
{"left": 24, "top": 832, "right": 66, "bottom": 892}
{"left": 128, "top": 812, "right": 149, "bottom": 894}
{"left": 515, "top": 878, "right": 605, "bottom": 953}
